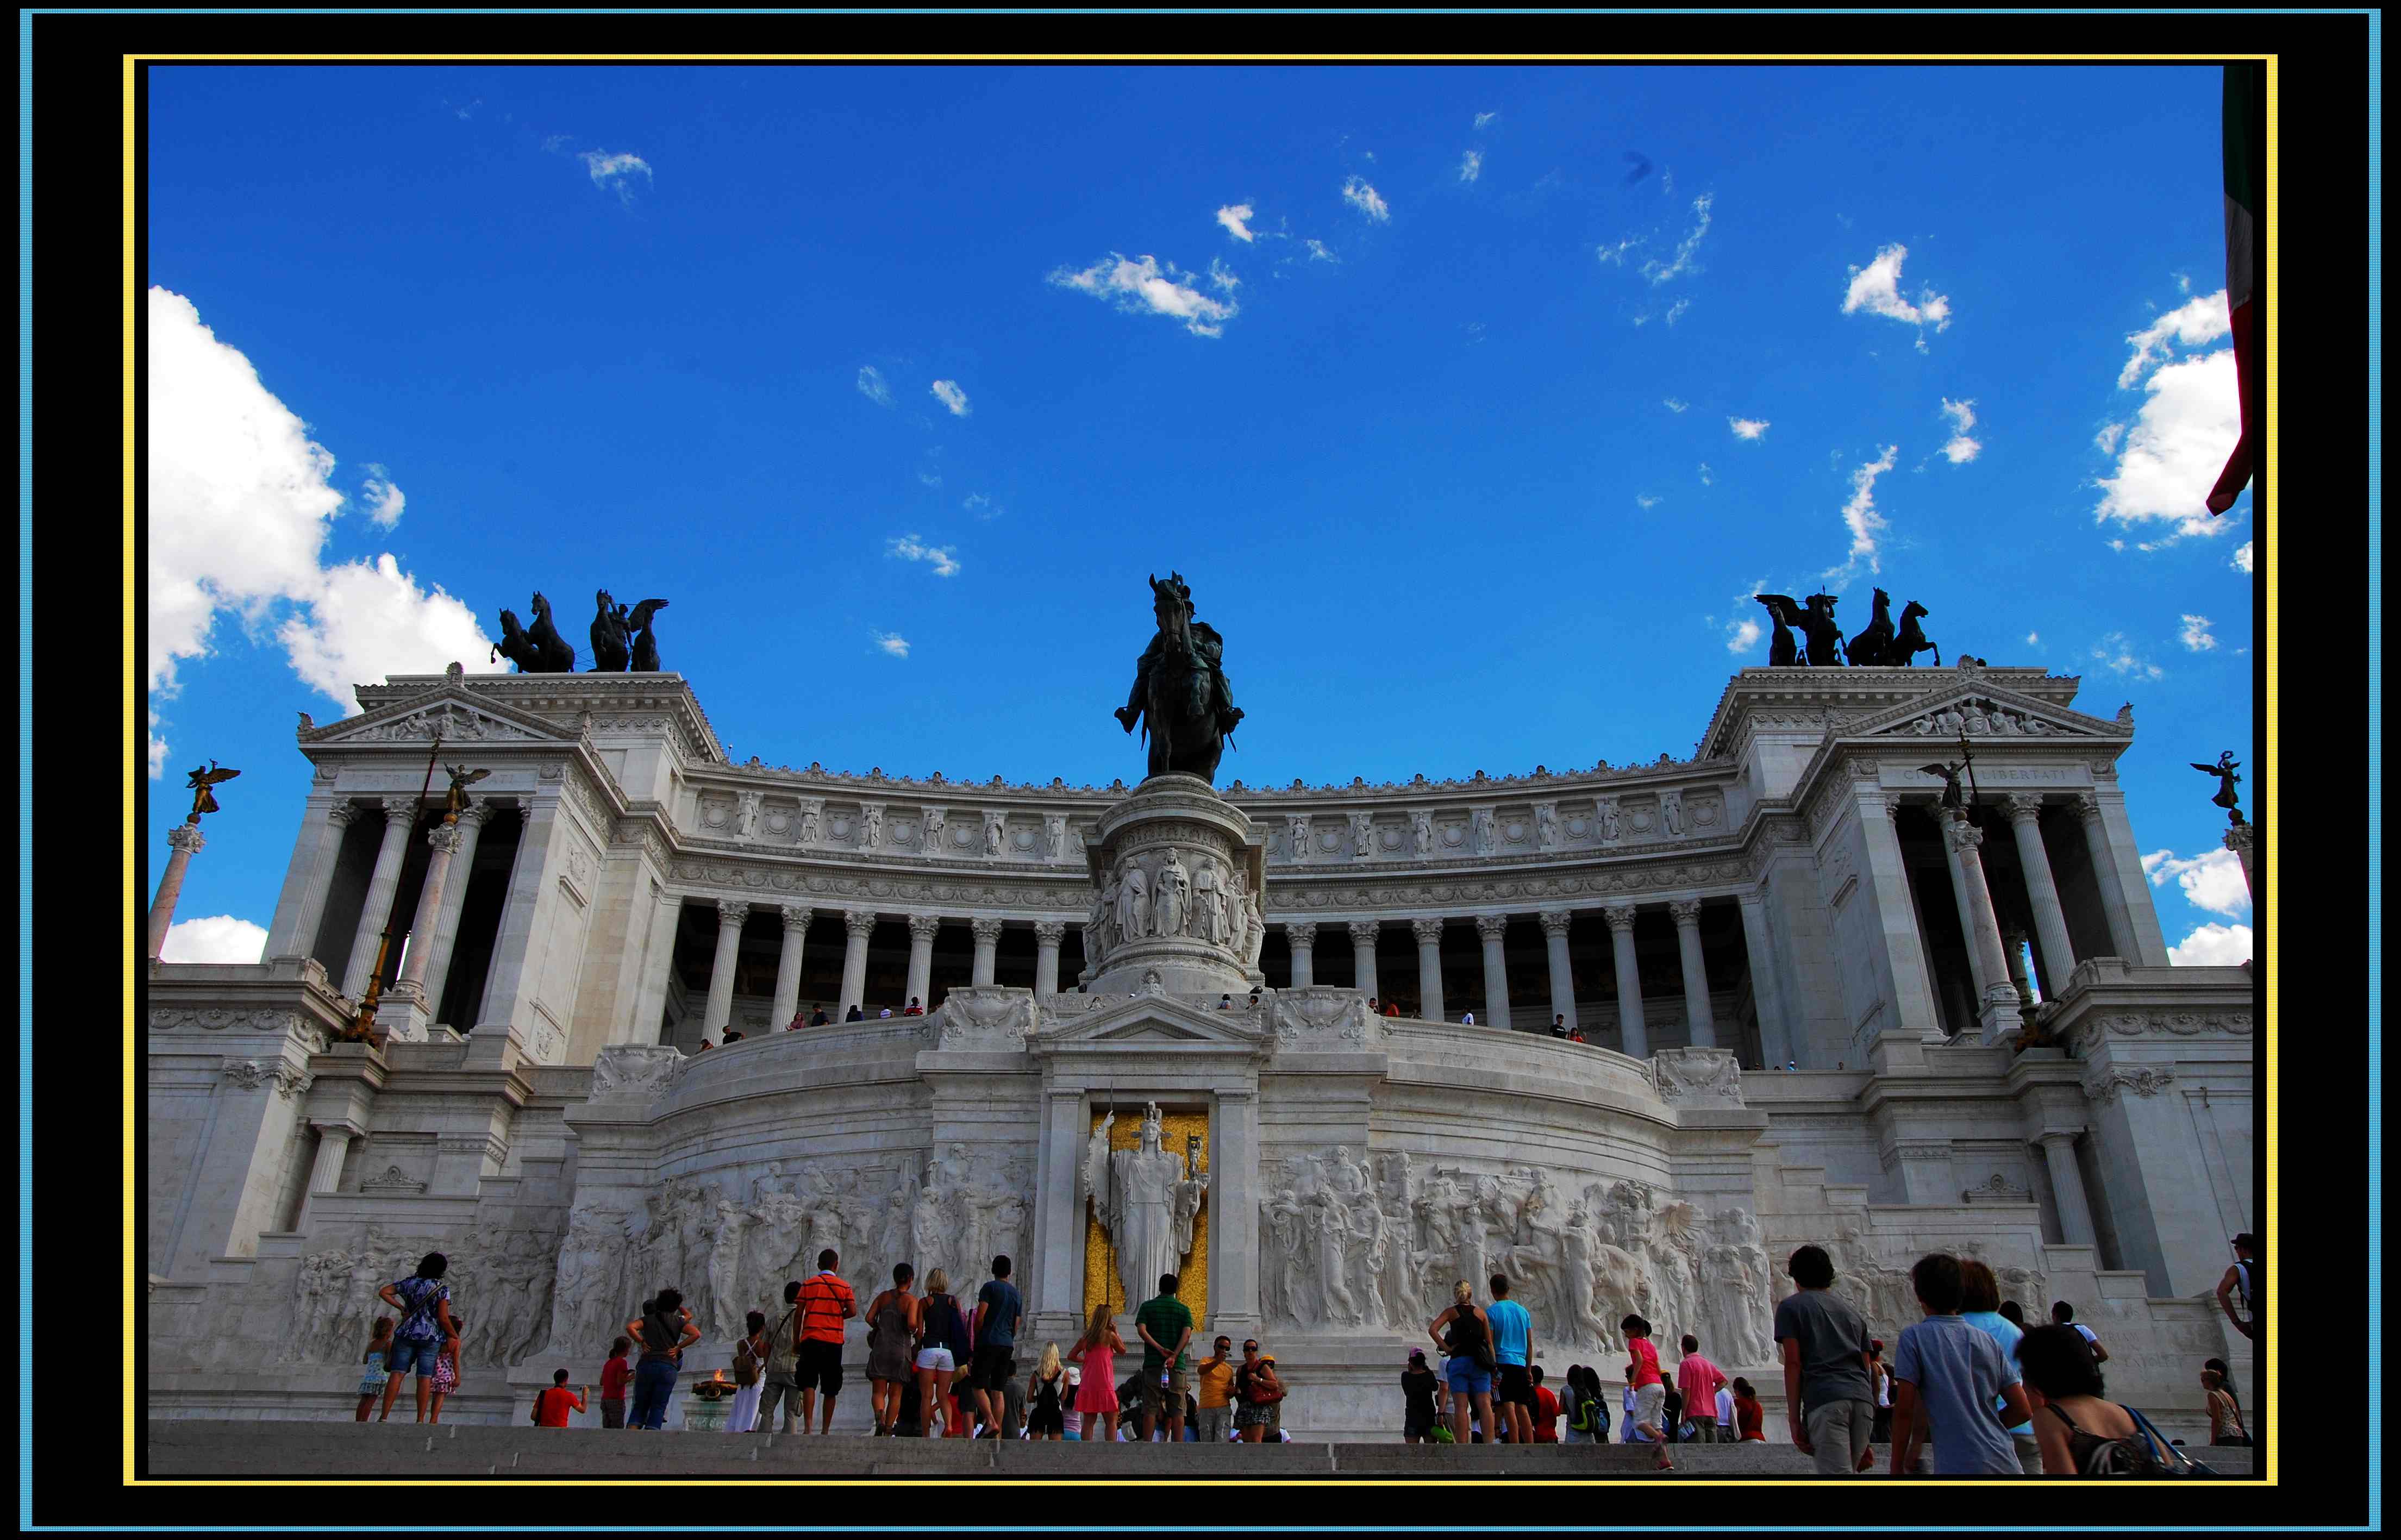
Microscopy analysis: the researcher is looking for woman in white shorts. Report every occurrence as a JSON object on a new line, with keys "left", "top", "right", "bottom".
{"left": 913, "top": 1269, "right": 973, "bottom": 1437}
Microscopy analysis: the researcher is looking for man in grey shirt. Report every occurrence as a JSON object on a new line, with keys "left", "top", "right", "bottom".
{"left": 1773, "top": 1244, "right": 1877, "bottom": 1475}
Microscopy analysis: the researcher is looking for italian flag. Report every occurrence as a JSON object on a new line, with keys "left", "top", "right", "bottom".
{"left": 2206, "top": 62, "right": 2261, "bottom": 516}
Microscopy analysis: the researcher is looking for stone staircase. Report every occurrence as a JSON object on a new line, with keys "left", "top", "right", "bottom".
{"left": 141, "top": 1420, "right": 2255, "bottom": 1479}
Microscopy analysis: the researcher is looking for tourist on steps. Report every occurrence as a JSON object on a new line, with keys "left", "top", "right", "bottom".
{"left": 1890, "top": 1253, "right": 2032, "bottom": 1478}
{"left": 864, "top": 1264, "right": 917, "bottom": 1437}
{"left": 626, "top": 1288, "right": 701, "bottom": 1430}
{"left": 1428, "top": 1281, "right": 1496, "bottom": 1450}
{"left": 355, "top": 1318, "right": 393, "bottom": 1422}
{"left": 727, "top": 1310, "right": 767, "bottom": 1432}
{"left": 795, "top": 1249, "right": 857, "bottom": 1434}
{"left": 533, "top": 1369, "right": 587, "bottom": 1428}
{"left": 1961, "top": 1259, "right": 2039, "bottom": 1473}
{"left": 376, "top": 1252, "right": 459, "bottom": 1424}
{"left": 914, "top": 1269, "right": 973, "bottom": 1437}
{"left": 1400, "top": 1347, "right": 1445, "bottom": 1444}
{"left": 1676, "top": 1334, "right": 1727, "bottom": 1443}
{"left": 1774, "top": 1243, "right": 1876, "bottom": 1476}
{"left": 598, "top": 1336, "right": 631, "bottom": 1429}
{"left": 1026, "top": 1343, "right": 1068, "bottom": 1440}
{"left": 1234, "top": 1344, "right": 1285, "bottom": 1442}
{"left": 971, "top": 1255, "right": 1024, "bottom": 1441}
{"left": 1195, "top": 1335, "right": 1237, "bottom": 1445}
{"left": 427, "top": 1313, "right": 463, "bottom": 1423}
{"left": 1066, "top": 1303, "right": 1125, "bottom": 1444}
{"left": 756, "top": 1282, "right": 804, "bottom": 1435}
{"left": 1134, "top": 1272, "right": 1194, "bottom": 1444}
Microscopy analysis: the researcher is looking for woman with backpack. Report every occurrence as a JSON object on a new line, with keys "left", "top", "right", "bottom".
{"left": 727, "top": 1310, "right": 767, "bottom": 1432}
{"left": 914, "top": 1269, "right": 974, "bottom": 1437}
{"left": 1427, "top": 1281, "right": 1497, "bottom": 1451}
{"left": 2018, "top": 1323, "right": 2157, "bottom": 1474}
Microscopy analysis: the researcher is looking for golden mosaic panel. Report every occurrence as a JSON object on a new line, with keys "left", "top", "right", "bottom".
{"left": 1081, "top": 1106, "right": 1210, "bottom": 1329}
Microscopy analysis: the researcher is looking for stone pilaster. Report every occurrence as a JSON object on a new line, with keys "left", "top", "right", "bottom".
{"left": 1411, "top": 918, "right": 1446, "bottom": 1022}
{"left": 295, "top": 1120, "right": 360, "bottom": 1231}
{"left": 147, "top": 821, "right": 207, "bottom": 960}
{"left": 1669, "top": 898, "right": 1716, "bottom": 1049}
{"left": 1539, "top": 909, "right": 1578, "bottom": 1037}
{"left": 1737, "top": 893, "right": 1793, "bottom": 1070}
{"left": 2003, "top": 794, "right": 2079, "bottom": 988}
{"left": 2073, "top": 791, "right": 2143, "bottom": 962}
{"left": 1862, "top": 791, "right": 1944, "bottom": 1046}
{"left": 1605, "top": 904, "right": 1647, "bottom": 1057}
{"left": 1475, "top": 913, "right": 1512, "bottom": 1031}
{"left": 265, "top": 800, "right": 356, "bottom": 961}
{"left": 2036, "top": 1129, "right": 2098, "bottom": 1246}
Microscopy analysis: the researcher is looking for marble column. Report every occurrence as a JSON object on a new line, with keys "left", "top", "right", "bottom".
{"left": 146, "top": 822, "right": 208, "bottom": 960}
{"left": 265, "top": 800, "right": 358, "bottom": 959}
{"left": 2223, "top": 818, "right": 2254, "bottom": 900}
{"left": 2002, "top": 929, "right": 2039, "bottom": 1005}
{"left": 2003, "top": 795, "right": 2079, "bottom": 987}
{"left": 1943, "top": 817, "right": 2024, "bottom": 1043}
{"left": 906, "top": 915, "right": 940, "bottom": 1007}
{"left": 1475, "top": 915, "right": 1513, "bottom": 1031}
{"left": 971, "top": 917, "right": 1003, "bottom": 986}
{"left": 2036, "top": 1130, "right": 2098, "bottom": 1246}
{"left": 416, "top": 803, "right": 494, "bottom": 1022}
{"left": 1605, "top": 904, "right": 1648, "bottom": 1058}
{"left": 1411, "top": 918, "right": 1446, "bottom": 1022}
{"left": 397, "top": 823, "right": 462, "bottom": 993}
{"left": 2073, "top": 792, "right": 2142, "bottom": 961}
{"left": 1737, "top": 893, "right": 1793, "bottom": 1070}
{"left": 771, "top": 905, "right": 814, "bottom": 1028}
{"left": 838, "top": 909, "right": 875, "bottom": 1016}
{"left": 1861, "top": 793, "right": 1946, "bottom": 1045}
{"left": 702, "top": 900, "right": 749, "bottom": 1046}
{"left": 296, "top": 1121, "right": 359, "bottom": 1231}
{"left": 1034, "top": 921, "right": 1066, "bottom": 997}
{"left": 1934, "top": 810, "right": 1999, "bottom": 1001}
{"left": 1286, "top": 922, "right": 1317, "bottom": 988}
{"left": 1538, "top": 909, "right": 1578, "bottom": 1036}
{"left": 1348, "top": 921, "right": 1380, "bottom": 1001}
{"left": 343, "top": 798, "right": 423, "bottom": 998}
{"left": 1669, "top": 899, "right": 1717, "bottom": 1049}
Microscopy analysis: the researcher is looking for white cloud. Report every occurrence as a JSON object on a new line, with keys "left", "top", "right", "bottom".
{"left": 1596, "top": 235, "right": 1642, "bottom": 266}
{"left": 2178, "top": 614, "right": 2217, "bottom": 651}
{"left": 1208, "top": 256, "right": 1240, "bottom": 293}
{"left": 1841, "top": 242, "right": 1953, "bottom": 336}
{"left": 2231, "top": 540, "right": 2253, "bottom": 574}
{"left": 2118, "top": 291, "right": 2228, "bottom": 389}
{"left": 856, "top": 365, "right": 894, "bottom": 406}
{"left": 578, "top": 149, "right": 652, "bottom": 202}
{"left": 1342, "top": 176, "right": 1391, "bottom": 222}
{"left": 541, "top": 133, "right": 573, "bottom": 153}
{"left": 1823, "top": 444, "right": 1899, "bottom": 582}
{"left": 160, "top": 914, "right": 268, "bottom": 965}
{"left": 1664, "top": 298, "right": 1691, "bottom": 325}
{"left": 917, "top": 470, "right": 942, "bottom": 488}
{"left": 1728, "top": 417, "right": 1770, "bottom": 441}
{"left": 1662, "top": 398, "right": 1688, "bottom": 414}
{"left": 2174, "top": 271, "right": 2192, "bottom": 296}
{"left": 357, "top": 467, "right": 406, "bottom": 528}
{"left": 1641, "top": 193, "right": 1713, "bottom": 285}
{"left": 2025, "top": 631, "right": 2040, "bottom": 645}
{"left": 1473, "top": 110, "right": 1498, "bottom": 129}
{"left": 1723, "top": 617, "right": 1762, "bottom": 656}
{"left": 871, "top": 630, "right": 910, "bottom": 659}
{"left": 1459, "top": 149, "right": 1483, "bottom": 183}
{"left": 278, "top": 555, "right": 500, "bottom": 709}
{"left": 1697, "top": 462, "right": 1714, "bottom": 486}
{"left": 887, "top": 533, "right": 961, "bottom": 578}
{"left": 963, "top": 493, "right": 998, "bottom": 520}
{"left": 1939, "top": 397, "right": 1981, "bottom": 463}
{"left": 2090, "top": 631, "right": 2162, "bottom": 680}
{"left": 2142, "top": 846, "right": 2250, "bottom": 918}
{"left": 2093, "top": 422, "right": 2124, "bottom": 455}
{"left": 1304, "top": 239, "right": 1338, "bottom": 264}
{"left": 2094, "top": 348, "right": 2241, "bottom": 539}
{"left": 148, "top": 709, "right": 168, "bottom": 779}
{"left": 1048, "top": 252, "right": 1239, "bottom": 337}
{"left": 2168, "top": 921, "right": 2252, "bottom": 966}
{"left": 147, "top": 286, "right": 499, "bottom": 730}
{"left": 1215, "top": 202, "right": 1256, "bottom": 242}
{"left": 1636, "top": 494, "right": 1661, "bottom": 509}
{"left": 930, "top": 379, "right": 971, "bottom": 417}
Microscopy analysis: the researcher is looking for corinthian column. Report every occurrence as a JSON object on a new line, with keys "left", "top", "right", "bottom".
{"left": 839, "top": 909, "right": 876, "bottom": 1016}
{"left": 1411, "top": 918, "right": 1446, "bottom": 1021}
{"left": 771, "top": 905, "right": 814, "bottom": 1027}
{"left": 905, "top": 915, "right": 940, "bottom": 1006}
{"left": 1286, "top": 922, "right": 1317, "bottom": 988}
{"left": 2222, "top": 818, "right": 2255, "bottom": 900}
{"left": 1348, "top": 921, "right": 1380, "bottom": 1000}
{"left": 416, "top": 803, "right": 493, "bottom": 1021}
{"left": 2003, "top": 795, "right": 2078, "bottom": 990}
{"left": 1034, "top": 921, "right": 1066, "bottom": 996}
{"left": 1943, "top": 817, "right": 2024, "bottom": 1042}
{"left": 1475, "top": 914, "right": 1513, "bottom": 1031}
{"left": 1668, "top": 899, "right": 1716, "bottom": 1048}
{"left": 343, "top": 798, "right": 423, "bottom": 998}
{"left": 971, "top": 917, "right": 1004, "bottom": 986}
{"left": 1605, "top": 904, "right": 1648, "bottom": 1058}
{"left": 702, "top": 900, "right": 749, "bottom": 1046}
{"left": 1539, "top": 910, "right": 1578, "bottom": 1036}
{"left": 146, "top": 822, "right": 208, "bottom": 960}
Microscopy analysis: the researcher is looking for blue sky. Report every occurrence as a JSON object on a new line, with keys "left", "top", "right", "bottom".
{"left": 143, "top": 63, "right": 2257, "bottom": 967}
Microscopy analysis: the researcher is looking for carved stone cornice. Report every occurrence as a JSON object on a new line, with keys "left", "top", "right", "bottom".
{"left": 2082, "top": 1065, "right": 2177, "bottom": 1104}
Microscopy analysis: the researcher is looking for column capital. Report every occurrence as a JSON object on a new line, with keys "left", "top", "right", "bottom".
{"left": 1347, "top": 920, "right": 1380, "bottom": 946}
{"left": 516, "top": 802, "right": 535, "bottom": 825}
{"left": 2003, "top": 793, "right": 2047, "bottom": 824}
{"left": 1473, "top": 913, "right": 1510, "bottom": 942}
{"left": 2222, "top": 819, "right": 2254, "bottom": 855}
{"left": 380, "top": 796, "right": 421, "bottom": 819}
{"left": 1667, "top": 898, "right": 1703, "bottom": 926}
{"left": 970, "top": 916, "right": 1005, "bottom": 944}
{"left": 309, "top": 1117, "right": 367, "bottom": 1142}
{"left": 1537, "top": 908, "right": 1573, "bottom": 938}
{"left": 1883, "top": 792, "right": 1908, "bottom": 823}
{"left": 1285, "top": 921, "right": 1317, "bottom": 946}
{"left": 457, "top": 801, "right": 496, "bottom": 830}
{"left": 780, "top": 903, "right": 815, "bottom": 931}
{"left": 324, "top": 802, "right": 360, "bottom": 829}
{"left": 843, "top": 907, "right": 879, "bottom": 938}
{"left": 908, "top": 913, "right": 943, "bottom": 942}
{"left": 2034, "top": 1128, "right": 2084, "bottom": 1150}
{"left": 1603, "top": 904, "right": 1640, "bottom": 932}
{"left": 1945, "top": 819, "right": 1987, "bottom": 856}
{"left": 167, "top": 822, "right": 207, "bottom": 855}
{"left": 426, "top": 823, "right": 462, "bottom": 855}
{"left": 1034, "top": 919, "right": 1067, "bottom": 946}
{"left": 716, "top": 899, "right": 752, "bottom": 928}
{"left": 2069, "top": 790, "right": 2103, "bottom": 821}
{"left": 1410, "top": 917, "right": 1445, "bottom": 945}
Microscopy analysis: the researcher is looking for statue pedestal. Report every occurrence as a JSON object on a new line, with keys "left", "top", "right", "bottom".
{"left": 1081, "top": 775, "right": 1266, "bottom": 999}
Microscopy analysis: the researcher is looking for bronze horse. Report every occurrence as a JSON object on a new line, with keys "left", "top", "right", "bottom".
{"left": 1754, "top": 594, "right": 1803, "bottom": 667}
{"left": 1115, "top": 572, "right": 1242, "bottom": 783}
{"left": 491, "top": 608, "right": 543, "bottom": 673}
{"left": 1844, "top": 587, "right": 1896, "bottom": 666}
{"left": 1892, "top": 599, "right": 1939, "bottom": 666}
{"left": 526, "top": 591, "right": 577, "bottom": 673}
{"left": 628, "top": 598, "right": 670, "bottom": 672}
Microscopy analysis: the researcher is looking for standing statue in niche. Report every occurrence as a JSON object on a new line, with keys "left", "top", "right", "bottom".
{"left": 1190, "top": 856, "right": 1225, "bottom": 946}
{"left": 1153, "top": 847, "right": 1191, "bottom": 939}
{"left": 1082, "top": 1103, "right": 1209, "bottom": 1315}
{"left": 1115, "top": 571, "right": 1244, "bottom": 784}
{"left": 1239, "top": 884, "right": 1266, "bottom": 968}
{"left": 1412, "top": 810, "right": 1434, "bottom": 855}
{"left": 1087, "top": 878, "right": 1117, "bottom": 969}
{"left": 1115, "top": 863, "right": 1150, "bottom": 943}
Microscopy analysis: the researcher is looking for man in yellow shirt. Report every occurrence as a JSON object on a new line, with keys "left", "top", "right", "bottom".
{"left": 1193, "top": 1335, "right": 1236, "bottom": 1444}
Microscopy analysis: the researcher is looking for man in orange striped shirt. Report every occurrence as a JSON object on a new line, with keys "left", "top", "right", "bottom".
{"left": 795, "top": 1248, "right": 857, "bottom": 1434}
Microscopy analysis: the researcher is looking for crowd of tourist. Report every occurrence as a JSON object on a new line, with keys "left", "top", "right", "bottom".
{"left": 351, "top": 1230, "right": 2254, "bottom": 1474}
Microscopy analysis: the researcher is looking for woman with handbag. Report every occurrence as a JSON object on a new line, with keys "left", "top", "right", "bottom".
{"left": 1427, "top": 1281, "right": 1497, "bottom": 1451}
{"left": 727, "top": 1311, "right": 767, "bottom": 1432}
{"left": 1235, "top": 1347, "right": 1285, "bottom": 1442}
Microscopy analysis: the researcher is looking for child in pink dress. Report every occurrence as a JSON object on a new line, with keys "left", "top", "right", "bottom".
{"left": 1065, "top": 1304, "right": 1124, "bottom": 1444}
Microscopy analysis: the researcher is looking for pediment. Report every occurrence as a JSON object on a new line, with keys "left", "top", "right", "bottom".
{"left": 308, "top": 688, "right": 576, "bottom": 747}
{"left": 1031, "top": 993, "right": 1271, "bottom": 1049}
{"left": 1847, "top": 683, "right": 2123, "bottom": 742}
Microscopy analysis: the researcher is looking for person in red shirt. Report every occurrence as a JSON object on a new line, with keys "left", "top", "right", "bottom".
{"left": 796, "top": 1248, "right": 859, "bottom": 1434}
{"left": 1622, "top": 1314, "right": 1673, "bottom": 1470}
{"left": 598, "top": 1336, "right": 632, "bottom": 1428}
{"left": 534, "top": 1369, "right": 589, "bottom": 1428}
{"left": 1529, "top": 1364, "right": 1561, "bottom": 1443}
{"left": 1731, "top": 1377, "right": 1767, "bottom": 1441}
{"left": 1675, "top": 1335, "right": 1727, "bottom": 1443}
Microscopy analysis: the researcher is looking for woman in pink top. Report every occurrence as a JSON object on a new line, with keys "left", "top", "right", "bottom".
{"left": 1065, "top": 1303, "right": 1124, "bottom": 1444}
